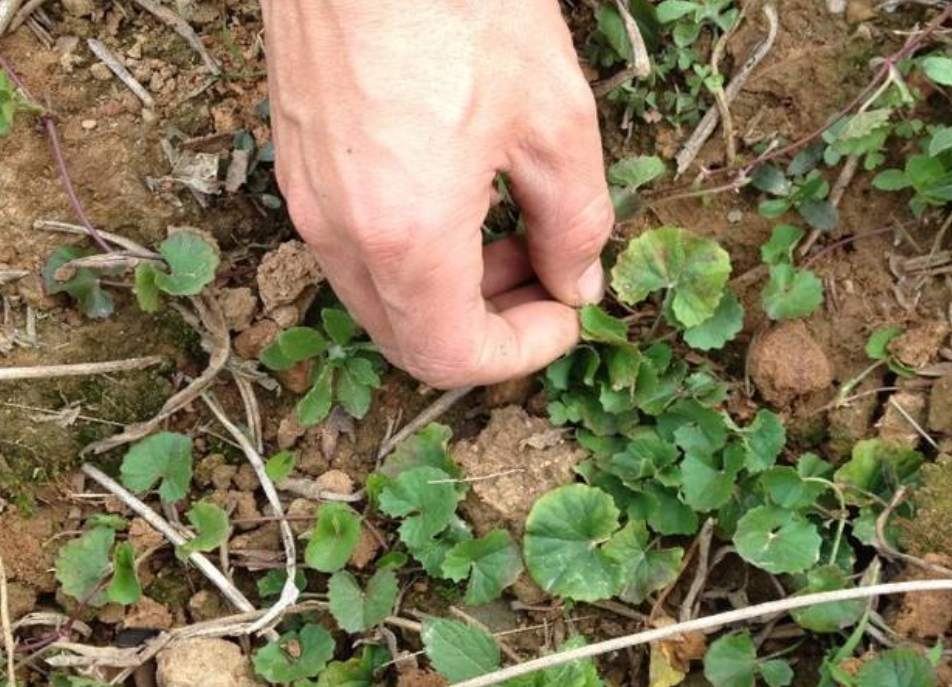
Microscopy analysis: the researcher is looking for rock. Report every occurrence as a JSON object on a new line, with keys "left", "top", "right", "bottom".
{"left": 62, "top": 0, "right": 95, "bottom": 17}
{"left": 217, "top": 287, "right": 258, "bottom": 332}
{"left": 7, "top": 582, "right": 36, "bottom": 620}
{"left": 277, "top": 414, "right": 307, "bottom": 449}
{"left": 195, "top": 454, "right": 236, "bottom": 490}
{"left": 452, "top": 406, "right": 587, "bottom": 536}
{"left": 230, "top": 524, "right": 280, "bottom": 552}
{"left": 349, "top": 525, "right": 381, "bottom": 569}
{"left": 298, "top": 445, "right": 330, "bottom": 477}
{"left": 270, "top": 303, "right": 300, "bottom": 329}
{"left": 484, "top": 376, "right": 538, "bottom": 409}
{"left": 124, "top": 597, "right": 173, "bottom": 630}
{"left": 315, "top": 469, "right": 355, "bottom": 495}
{"left": 877, "top": 391, "right": 928, "bottom": 448}
{"left": 90, "top": 63, "right": 112, "bottom": 81}
{"left": 189, "top": 589, "right": 232, "bottom": 623}
{"left": 233, "top": 464, "right": 259, "bottom": 492}
{"left": 929, "top": 373, "right": 952, "bottom": 435}
{"left": 276, "top": 360, "right": 314, "bottom": 394}
{"left": 128, "top": 518, "right": 165, "bottom": 557}
{"left": 892, "top": 555, "right": 952, "bottom": 639}
{"left": 889, "top": 321, "right": 951, "bottom": 370}
{"left": 156, "top": 638, "right": 262, "bottom": 687}
{"left": 396, "top": 669, "right": 448, "bottom": 687}
{"left": 233, "top": 319, "right": 280, "bottom": 359}
{"left": 286, "top": 498, "right": 319, "bottom": 537}
{"left": 845, "top": 0, "right": 876, "bottom": 22}
{"left": 256, "top": 241, "right": 324, "bottom": 312}
{"left": 749, "top": 321, "right": 833, "bottom": 406}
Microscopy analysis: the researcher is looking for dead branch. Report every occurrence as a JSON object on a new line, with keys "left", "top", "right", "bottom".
{"left": 377, "top": 386, "right": 474, "bottom": 460}
{"left": 613, "top": 0, "right": 651, "bottom": 78}
{"left": 0, "top": 549, "right": 16, "bottom": 687}
{"left": 86, "top": 39, "right": 156, "bottom": 109}
{"left": 0, "top": 355, "right": 165, "bottom": 382}
{"left": 128, "top": 0, "right": 220, "bottom": 75}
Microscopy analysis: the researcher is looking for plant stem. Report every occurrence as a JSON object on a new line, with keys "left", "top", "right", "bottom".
{"left": 0, "top": 50, "right": 114, "bottom": 253}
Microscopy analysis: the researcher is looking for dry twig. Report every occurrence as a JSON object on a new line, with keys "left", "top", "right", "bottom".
{"left": 128, "top": 0, "right": 220, "bottom": 75}
{"left": 204, "top": 394, "right": 299, "bottom": 634}
{"left": 0, "top": 550, "right": 16, "bottom": 687}
{"left": 0, "top": 355, "right": 164, "bottom": 382}
{"left": 0, "top": 0, "right": 23, "bottom": 35}
{"left": 452, "top": 579, "right": 952, "bottom": 687}
{"left": 377, "top": 386, "right": 474, "bottom": 460}
{"left": 676, "top": 4, "right": 779, "bottom": 175}
{"left": 613, "top": 0, "right": 651, "bottom": 78}
{"left": 80, "top": 464, "right": 259, "bottom": 618}
{"left": 8, "top": 0, "right": 47, "bottom": 32}
{"left": 86, "top": 39, "right": 156, "bottom": 109}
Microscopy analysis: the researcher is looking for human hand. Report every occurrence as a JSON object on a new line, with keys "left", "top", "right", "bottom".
{"left": 262, "top": 0, "right": 614, "bottom": 388}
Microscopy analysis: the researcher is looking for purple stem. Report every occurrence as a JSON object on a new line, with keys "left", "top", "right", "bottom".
{"left": 0, "top": 51, "right": 114, "bottom": 253}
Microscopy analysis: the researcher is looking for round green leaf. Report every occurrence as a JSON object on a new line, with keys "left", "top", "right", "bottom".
{"left": 55, "top": 527, "right": 114, "bottom": 606}
{"left": 120, "top": 432, "right": 193, "bottom": 504}
{"left": 153, "top": 230, "right": 220, "bottom": 296}
{"left": 421, "top": 618, "right": 501, "bottom": 683}
{"left": 178, "top": 502, "right": 230, "bottom": 559}
{"left": 608, "top": 155, "right": 665, "bottom": 190}
{"left": 305, "top": 502, "right": 361, "bottom": 573}
{"left": 604, "top": 521, "right": 683, "bottom": 604}
{"left": 107, "top": 541, "right": 141, "bottom": 606}
{"left": 921, "top": 55, "right": 952, "bottom": 86}
{"left": 762, "top": 263, "right": 823, "bottom": 321}
{"left": 704, "top": 632, "right": 757, "bottom": 687}
{"left": 378, "top": 466, "right": 463, "bottom": 547}
{"left": 259, "top": 327, "right": 327, "bottom": 371}
{"left": 523, "top": 484, "right": 624, "bottom": 601}
{"left": 442, "top": 529, "right": 524, "bottom": 606}
{"left": 790, "top": 565, "right": 865, "bottom": 633}
{"left": 611, "top": 226, "right": 731, "bottom": 328}
{"left": 580, "top": 305, "right": 629, "bottom": 346}
{"left": 856, "top": 648, "right": 937, "bottom": 687}
{"left": 253, "top": 624, "right": 335, "bottom": 683}
{"left": 683, "top": 292, "right": 744, "bottom": 351}
{"left": 733, "top": 506, "right": 821, "bottom": 574}
{"left": 328, "top": 568, "right": 398, "bottom": 633}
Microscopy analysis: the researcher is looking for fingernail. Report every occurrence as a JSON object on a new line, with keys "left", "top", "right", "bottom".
{"left": 576, "top": 261, "right": 605, "bottom": 304}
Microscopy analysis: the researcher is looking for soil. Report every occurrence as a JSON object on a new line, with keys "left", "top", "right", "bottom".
{"left": 2, "top": 0, "right": 952, "bottom": 686}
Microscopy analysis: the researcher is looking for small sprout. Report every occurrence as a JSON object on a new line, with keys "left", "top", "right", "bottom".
{"left": 753, "top": 165, "right": 839, "bottom": 232}
{"left": 304, "top": 502, "right": 361, "bottom": 573}
{"left": 120, "top": 432, "right": 194, "bottom": 504}
{"left": 378, "top": 466, "right": 465, "bottom": 552}
{"left": 704, "top": 631, "right": 793, "bottom": 687}
{"left": 264, "top": 450, "right": 295, "bottom": 483}
{"left": 327, "top": 567, "right": 398, "bottom": 633}
{"left": 43, "top": 246, "right": 116, "bottom": 319}
{"left": 253, "top": 624, "right": 335, "bottom": 684}
{"left": 0, "top": 70, "right": 42, "bottom": 136}
{"left": 177, "top": 502, "right": 230, "bottom": 560}
{"left": 107, "top": 542, "right": 141, "bottom": 606}
{"left": 865, "top": 326, "right": 916, "bottom": 377}
{"left": 732, "top": 505, "right": 822, "bottom": 575}
{"left": 612, "top": 226, "right": 732, "bottom": 328}
{"left": 54, "top": 527, "right": 114, "bottom": 606}
{"left": 134, "top": 229, "right": 220, "bottom": 312}
{"left": 759, "top": 225, "right": 823, "bottom": 321}
{"left": 421, "top": 618, "right": 501, "bottom": 684}
{"left": 442, "top": 529, "right": 524, "bottom": 606}
{"left": 259, "top": 308, "right": 385, "bottom": 426}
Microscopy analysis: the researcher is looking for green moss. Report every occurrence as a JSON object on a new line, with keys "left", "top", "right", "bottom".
{"left": 900, "top": 455, "right": 952, "bottom": 559}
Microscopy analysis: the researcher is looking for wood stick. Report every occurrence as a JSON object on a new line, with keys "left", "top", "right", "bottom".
{"left": 86, "top": 39, "right": 155, "bottom": 109}
{"left": 0, "top": 356, "right": 164, "bottom": 382}
{"left": 128, "top": 0, "right": 219, "bottom": 75}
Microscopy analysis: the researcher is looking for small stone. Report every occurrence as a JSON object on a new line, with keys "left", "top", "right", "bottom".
{"left": 286, "top": 499, "right": 319, "bottom": 536}
{"left": 314, "top": 469, "right": 354, "bottom": 495}
{"left": 929, "top": 373, "right": 952, "bottom": 435}
{"left": 127, "top": 41, "right": 143, "bottom": 60}
{"left": 889, "top": 321, "right": 951, "bottom": 370}
{"left": 234, "top": 319, "right": 280, "bottom": 359}
{"left": 749, "top": 320, "right": 834, "bottom": 406}
{"left": 128, "top": 518, "right": 165, "bottom": 557}
{"left": 195, "top": 454, "right": 231, "bottom": 488}
{"left": 256, "top": 241, "right": 324, "bottom": 312}
{"left": 81, "top": 119, "right": 98, "bottom": 130}
{"left": 277, "top": 414, "right": 307, "bottom": 450}
{"left": 349, "top": 525, "right": 381, "bottom": 569}
{"left": 156, "top": 638, "right": 263, "bottom": 687}
{"left": 62, "top": 0, "right": 95, "bottom": 17}
{"left": 124, "top": 597, "right": 173, "bottom": 630}
{"left": 216, "top": 287, "right": 258, "bottom": 332}
{"left": 233, "top": 464, "right": 259, "bottom": 492}
{"left": 90, "top": 63, "right": 112, "bottom": 81}
{"left": 188, "top": 589, "right": 231, "bottom": 623}
{"left": 211, "top": 463, "right": 238, "bottom": 491}
{"left": 270, "top": 303, "right": 300, "bottom": 329}
{"left": 845, "top": 0, "right": 876, "bottom": 22}
{"left": 877, "top": 391, "right": 928, "bottom": 448}
{"left": 276, "top": 360, "right": 314, "bottom": 394}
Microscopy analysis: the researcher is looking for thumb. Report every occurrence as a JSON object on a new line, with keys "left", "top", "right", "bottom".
{"left": 507, "top": 93, "right": 614, "bottom": 307}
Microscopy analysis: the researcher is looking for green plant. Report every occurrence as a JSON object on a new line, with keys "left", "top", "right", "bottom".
{"left": 759, "top": 224, "right": 824, "bottom": 321}
{"left": 753, "top": 166, "right": 838, "bottom": 232}
{"left": 0, "top": 70, "right": 41, "bottom": 136}
{"left": 253, "top": 624, "right": 336, "bottom": 684}
{"left": 259, "top": 308, "right": 385, "bottom": 426}
{"left": 54, "top": 523, "right": 141, "bottom": 607}
{"left": 873, "top": 132, "right": 952, "bottom": 216}
{"left": 608, "top": 155, "right": 666, "bottom": 221}
{"left": 134, "top": 229, "right": 221, "bottom": 312}
{"left": 43, "top": 247, "right": 117, "bottom": 319}
{"left": 120, "top": 431, "right": 194, "bottom": 504}
{"left": 589, "top": 0, "right": 738, "bottom": 127}
{"left": 703, "top": 632, "right": 793, "bottom": 687}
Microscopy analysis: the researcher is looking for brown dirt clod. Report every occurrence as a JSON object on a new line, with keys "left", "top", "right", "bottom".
{"left": 876, "top": 391, "right": 928, "bottom": 449}
{"left": 889, "top": 321, "right": 951, "bottom": 370}
{"left": 928, "top": 373, "right": 952, "bottom": 435}
{"left": 451, "top": 405, "right": 587, "bottom": 536}
{"left": 256, "top": 240, "right": 324, "bottom": 313}
{"left": 156, "top": 638, "right": 263, "bottom": 687}
{"left": 749, "top": 321, "right": 834, "bottom": 406}
{"left": 892, "top": 555, "right": 952, "bottom": 639}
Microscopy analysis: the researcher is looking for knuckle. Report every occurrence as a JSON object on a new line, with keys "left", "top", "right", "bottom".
{"left": 402, "top": 343, "right": 481, "bottom": 390}
{"left": 348, "top": 219, "right": 412, "bottom": 264}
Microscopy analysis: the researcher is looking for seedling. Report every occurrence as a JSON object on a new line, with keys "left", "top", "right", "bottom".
{"left": 759, "top": 224, "right": 824, "bottom": 321}
{"left": 259, "top": 307, "right": 385, "bottom": 426}
{"left": 253, "top": 624, "right": 335, "bottom": 683}
{"left": 134, "top": 229, "right": 220, "bottom": 311}
{"left": 608, "top": 155, "right": 666, "bottom": 221}
{"left": 42, "top": 246, "right": 118, "bottom": 320}
{"left": 753, "top": 166, "right": 838, "bottom": 232}
{"left": 54, "top": 524, "right": 141, "bottom": 607}
{"left": 703, "top": 631, "right": 793, "bottom": 687}
{"left": 0, "top": 69, "right": 42, "bottom": 136}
